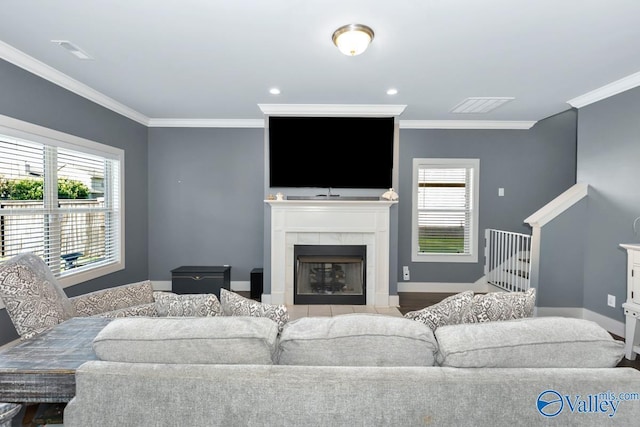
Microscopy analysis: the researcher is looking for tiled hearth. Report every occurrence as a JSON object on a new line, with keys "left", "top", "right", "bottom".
{"left": 286, "top": 304, "right": 403, "bottom": 320}
{"left": 265, "top": 199, "right": 398, "bottom": 307}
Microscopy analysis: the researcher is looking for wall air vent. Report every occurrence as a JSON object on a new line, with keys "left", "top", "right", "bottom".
{"left": 51, "top": 40, "right": 93, "bottom": 60}
{"left": 451, "top": 97, "right": 514, "bottom": 114}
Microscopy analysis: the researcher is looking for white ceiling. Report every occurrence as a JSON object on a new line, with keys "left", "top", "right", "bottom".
{"left": 1, "top": 0, "right": 640, "bottom": 126}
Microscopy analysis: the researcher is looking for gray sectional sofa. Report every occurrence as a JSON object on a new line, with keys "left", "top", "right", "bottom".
{"left": 64, "top": 313, "right": 640, "bottom": 426}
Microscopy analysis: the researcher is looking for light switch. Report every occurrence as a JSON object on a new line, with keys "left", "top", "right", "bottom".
{"left": 498, "top": 188, "right": 505, "bottom": 197}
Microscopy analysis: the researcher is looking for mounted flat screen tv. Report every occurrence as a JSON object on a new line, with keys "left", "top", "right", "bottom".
{"left": 268, "top": 116, "right": 394, "bottom": 189}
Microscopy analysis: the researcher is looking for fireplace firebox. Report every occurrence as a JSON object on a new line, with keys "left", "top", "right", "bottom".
{"left": 294, "top": 245, "right": 366, "bottom": 305}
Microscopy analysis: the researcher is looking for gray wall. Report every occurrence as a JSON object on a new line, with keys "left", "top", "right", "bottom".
{"left": 577, "top": 86, "right": 640, "bottom": 322}
{"left": 537, "top": 198, "right": 587, "bottom": 308}
{"left": 397, "top": 110, "right": 578, "bottom": 284}
{"left": 148, "top": 128, "right": 264, "bottom": 281}
{"left": 0, "top": 59, "right": 149, "bottom": 344}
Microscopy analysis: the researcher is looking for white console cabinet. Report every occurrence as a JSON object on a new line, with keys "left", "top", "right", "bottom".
{"left": 621, "top": 243, "right": 640, "bottom": 360}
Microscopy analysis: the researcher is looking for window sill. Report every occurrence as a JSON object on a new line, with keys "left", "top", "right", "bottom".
{"left": 412, "top": 253, "right": 478, "bottom": 263}
{"left": 57, "top": 261, "right": 125, "bottom": 289}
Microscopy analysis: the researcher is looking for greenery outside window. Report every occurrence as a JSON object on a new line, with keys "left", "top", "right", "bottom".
{"left": 412, "top": 158, "right": 479, "bottom": 263}
{"left": 0, "top": 115, "right": 124, "bottom": 287}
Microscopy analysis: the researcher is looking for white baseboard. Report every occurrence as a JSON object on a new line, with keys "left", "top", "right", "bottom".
{"left": 151, "top": 280, "right": 172, "bottom": 291}
{"left": 388, "top": 294, "right": 400, "bottom": 307}
{"left": 397, "top": 281, "right": 502, "bottom": 293}
{"left": 535, "top": 306, "right": 625, "bottom": 336}
{"left": 231, "top": 281, "right": 250, "bottom": 292}
{"left": 151, "top": 280, "right": 249, "bottom": 292}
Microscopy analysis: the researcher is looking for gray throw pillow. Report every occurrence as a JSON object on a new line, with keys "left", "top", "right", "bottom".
{"left": 462, "top": 288, "right": 536, "bottom": 323}
{"left": 0, "top": 253, "right": 75, "bottom": 339}
{"left": 404, "top": 290, "right": 473, "bottom": 331}
{"left": 220, "top": 288, "right": 289, "bottom": 332}
{"left": 153, "top": 291, "right": 223, "bottom": 317}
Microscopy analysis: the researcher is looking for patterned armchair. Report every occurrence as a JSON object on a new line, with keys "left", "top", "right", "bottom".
{"left": 0, "top": 253, "right": 157, "bottom": 340}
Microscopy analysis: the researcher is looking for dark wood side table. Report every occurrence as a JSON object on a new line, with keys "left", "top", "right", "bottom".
{"left": 171, "top": 266, "right": 231, "bottom": 298}
{"left": 0, "top": 317, "right": 112, "bottom": 404}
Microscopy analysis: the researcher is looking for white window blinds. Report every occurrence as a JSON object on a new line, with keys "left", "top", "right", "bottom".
{"left": 0, "top": 131, "right": 122, "bottom": 279}
{"left": 412, "top": 158, "right": 479, "bottom": 263}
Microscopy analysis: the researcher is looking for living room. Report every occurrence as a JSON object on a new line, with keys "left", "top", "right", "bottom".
{"left": 11, "top": 2, "right": 640, "bottom": 340}
{"left": 0, "top": 2, "right": 639, "bottom": 345}
{"left": 1, "top": 2, "right": 640, "bottom": 425}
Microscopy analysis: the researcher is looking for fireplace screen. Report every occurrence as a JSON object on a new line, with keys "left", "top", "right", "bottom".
{"left": 294, "top": 245, "right": 366, "bottom": 305}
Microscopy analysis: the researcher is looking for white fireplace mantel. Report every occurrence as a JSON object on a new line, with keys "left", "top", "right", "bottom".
{"left": 265, "top": 199, "right": 397, "bottom": 307}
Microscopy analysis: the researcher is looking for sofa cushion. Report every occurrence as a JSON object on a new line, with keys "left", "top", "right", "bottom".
{"left": 462, "top": 288, "right": 536, "bottom": 323}
{"left": 404, "top": 290, "right": 473, "bottom": 331}
{"left": 220, "top": 289, "right": 289, "bottom": 332}
{"left": 96, "top": 302, "right": 157, "bottom": 318}
{"left": 277, "top": 313, "right": 438, "bottom": 366}
{"left": 435, "top": 316, "right": 625, "bottom": 368}
{"left": 0, "top": 253, "right": 75, "bottom": 339}
{"left": 71, "top": 280, "right": 155, "bottom": 317}
{"left": 93, "top": 317, "right": 279, "bottom": 365}
{"left": 153, "top": 291, "right": 223, "bottom": 317}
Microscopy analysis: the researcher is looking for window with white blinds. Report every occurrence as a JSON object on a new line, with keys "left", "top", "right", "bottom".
{"left": 0, "top": 115, "right": 124, "bottom": 286}
{"left": 412, "top": 158, "right": 479, "bottom": 263}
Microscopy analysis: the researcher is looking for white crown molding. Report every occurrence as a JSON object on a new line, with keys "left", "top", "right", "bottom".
{"left": 258, "top": 104, "right": 407, "bottom": 116}
{"left": 567, "top": 71, "right": 640, "bottom": 108}
{"left": 399, "top": 120, "right": 536, "bottom": 130}
{"left": 0, "top": 40, "right": 150, "bottom": 126}
{"left": 147, "top": 118, "right": 264, "bottom": 128}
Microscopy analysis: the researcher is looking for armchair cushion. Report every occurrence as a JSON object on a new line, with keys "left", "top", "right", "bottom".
{"left": 0, "top": 253, "right": 75, "bottom": 340}
{"left": 70, "top": 280, "right": 155, "bottom": 317}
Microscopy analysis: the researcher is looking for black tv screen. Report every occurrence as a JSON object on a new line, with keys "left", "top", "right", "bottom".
{"left": 268, "top": 116, "right": 394, "bottom": 189}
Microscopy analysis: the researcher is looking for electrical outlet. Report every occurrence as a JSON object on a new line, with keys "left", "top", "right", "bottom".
{"left": 402, "top": 265, "right": 410, "bottom": 281}
{"left": 607, "top": 294, "right": 616, "bottom": 308}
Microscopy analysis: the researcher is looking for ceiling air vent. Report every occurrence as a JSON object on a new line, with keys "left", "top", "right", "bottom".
{"left": 451, "top": 97, "right": 514, "bottom": 114}
{"left": 51, "top": 40, "right": 93, "bottom": 60}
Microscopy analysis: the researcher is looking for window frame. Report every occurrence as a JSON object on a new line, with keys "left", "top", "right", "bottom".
{"left": 411, "top": 158, "right": 479, "bottom": 263}
{"left": 0, "top": 114, "right": 125, "bottom": 288}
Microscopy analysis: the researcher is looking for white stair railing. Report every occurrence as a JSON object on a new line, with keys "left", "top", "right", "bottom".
{"left": 484, "top": 229, "right": 532, "bottom": 292}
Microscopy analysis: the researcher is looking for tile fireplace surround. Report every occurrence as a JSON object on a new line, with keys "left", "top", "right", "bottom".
{"left": 265, "top": 199, "right": 397, "bottom": 307}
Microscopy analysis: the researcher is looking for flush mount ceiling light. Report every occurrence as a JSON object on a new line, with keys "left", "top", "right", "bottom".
{"left": 332, "top": 24, "right": 374, "bottom": 56}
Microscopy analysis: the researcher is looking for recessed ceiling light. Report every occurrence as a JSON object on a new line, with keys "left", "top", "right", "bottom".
{"left": 51, "top": 40, "right": 93, "bottom": 60}
{"left": 386, "top": 88, "right": 398, "bottom": 95}
{"left": 450, "top": 97, "right": 515, "bottom": 113}
{"left": 269, "top": 88, "right": 281, "bottom": 95}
